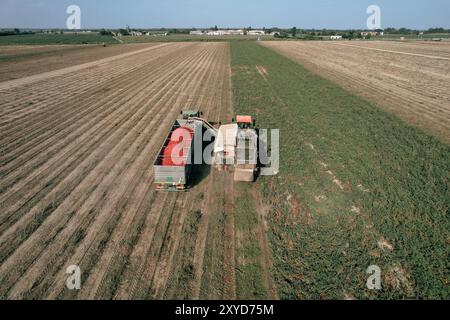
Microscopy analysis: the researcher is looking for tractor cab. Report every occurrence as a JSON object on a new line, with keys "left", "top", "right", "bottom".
{"left": 181, "top": 110, "right": 203, "bottom": 120}
{"left": 233, "top": 115, "right": 259, "bottom": 182}
{"left": 235, "top": 115, "right": 256, "bottom": 129}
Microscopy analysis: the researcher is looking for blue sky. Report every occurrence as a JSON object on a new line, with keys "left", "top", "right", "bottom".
{"left": 1, "top": 0, "right": 449, "bottom": 29}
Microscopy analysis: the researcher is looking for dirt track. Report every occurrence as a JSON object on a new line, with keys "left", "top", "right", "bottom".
{"left": 262, "top": 41, "right": 450, "bottom": 142}
{"left": 0, "top": 42, "right": 245, "bottom": 299}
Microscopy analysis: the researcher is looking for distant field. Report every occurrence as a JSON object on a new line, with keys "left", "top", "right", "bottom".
{"left": 231, "top": 41, "right": 449, "bottom": 299}
{"left": 0, "top": 33, "right": 119, "bottom": 45}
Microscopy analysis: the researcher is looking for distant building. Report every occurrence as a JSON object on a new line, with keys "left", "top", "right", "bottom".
{"left": 248, "top": 30, "right": 265, "bottom": 36}
{"left": 361, "top": 31, "right": 383, "bottom": 38}
{"left": 144, "top": 31, "right": 167, "bottom": 36}
{"left": 190, "top": 30, "right": 204, "bottom": 35}
{"left": 62, "top": 30, "right": 92, "bottom": 34}
{"left": 146, "top": 32, "right": 167, "bottom": 37}
{"left": 206, "top": 30, "right": 227, "bottom": 36}
{"left": 207, "top": 29, "right": 245, "bottom": 36}
{"left": 270, "top": 32, "right": 281, "bottom": 37}
{"left": 329, "top": 35, "right": 343, "bottom": 40}
{"left": 227, "top": 29, "right": 245, "bottom": 35}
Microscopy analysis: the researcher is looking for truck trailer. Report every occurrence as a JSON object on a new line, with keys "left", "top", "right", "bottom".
{"left": 153, "top": 117, "right": 203, "bottom": 191}
{"left": 154, "top": 111, "right": 263, "bottom": 191}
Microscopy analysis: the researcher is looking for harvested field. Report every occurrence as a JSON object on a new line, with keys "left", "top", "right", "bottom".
{"left": 0, "top": 43, "right": 155, "bottom": 82}
{"left": 262, "top": 41, "right": 450, "bottom": 142}
{"left": 0, "top": 42, "right": 250, "bottom": 299}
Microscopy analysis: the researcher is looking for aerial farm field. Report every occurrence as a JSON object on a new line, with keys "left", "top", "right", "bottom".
{"left": 0, "top": 39, "right": 448, "bottom": 300}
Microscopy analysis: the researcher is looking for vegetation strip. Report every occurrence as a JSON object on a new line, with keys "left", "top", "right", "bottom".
{"left": 230, "top": 41, "right": 449, "bottom": 299}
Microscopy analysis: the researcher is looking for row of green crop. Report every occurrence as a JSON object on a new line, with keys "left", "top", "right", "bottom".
{"left": 230, "top": 41, "right": 449, "bottom": 299}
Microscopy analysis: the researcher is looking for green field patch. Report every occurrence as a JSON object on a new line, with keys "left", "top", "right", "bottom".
{"left": 234, "top": 183, "right": 268, "bottom": 299}
{"left": 0, "top": 33, "right": 118, "bottom": 45}
{"left": 230, "top": 41, "right": 449, "bottom": 299}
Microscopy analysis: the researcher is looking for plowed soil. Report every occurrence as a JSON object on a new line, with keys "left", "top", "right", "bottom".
{"left": 0, "top": 42, "right": 248, "bottom": 299}
{"left": 0, "top": 43, "right": 155, "bottom": 82}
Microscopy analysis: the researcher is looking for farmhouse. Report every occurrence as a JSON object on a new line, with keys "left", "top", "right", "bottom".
{"left": 203, "top": 29, "right": 244, "bottom": 36}
{"left": 190, "top": 29, "right": 252, "bottom": 36}
{"left": 361, "top": 31, "right": 384, "bottom": 38}
{"left": 248, "top": 30, "right": 266, "bottom": 36}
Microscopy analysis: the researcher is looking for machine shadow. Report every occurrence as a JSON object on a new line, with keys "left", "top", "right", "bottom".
{"left": 188, "top": 130, "right": 215, "bottom": 189}
{"left": 255, "top": 128, "right": 267, "bottom": 181}
{"left": 188, "top": 163, "right": 211, "bottom": 188}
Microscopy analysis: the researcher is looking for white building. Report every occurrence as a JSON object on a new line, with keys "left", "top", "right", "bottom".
{"left": 330, "top": 35, "right": 343, "bottom": 40}
{"left": 227, "top": 29, "right": 245, "bottom": 35}
{"left": 206, "top": 30, "right": 227, "bottom": 36}
{"left": 248, "top": 30, "right": 266, "bottom": 36}
{"left": 194, "top": 29, "right": 258, "bottom": 36}
{"left": 213, "top": 124, "right": 238, "bottom": 167}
